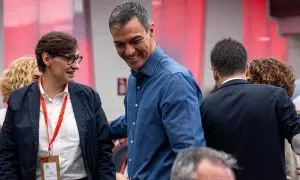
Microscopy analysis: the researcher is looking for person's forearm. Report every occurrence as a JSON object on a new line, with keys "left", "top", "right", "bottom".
{"left": 109, "top": 116, "right": 128, "bottom": 139}
{"left": 292, "top": 133, "right": 300, "bottom": 154}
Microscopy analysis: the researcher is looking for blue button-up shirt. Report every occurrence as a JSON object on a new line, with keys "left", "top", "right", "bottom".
{"left": 110, "top": 46, "right": 205, "bottom": 180}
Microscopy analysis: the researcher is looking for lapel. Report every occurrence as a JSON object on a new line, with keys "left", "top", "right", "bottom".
{"left": 28, "top": 82, "right": 41, "bottom": 157}
{"left": 28, "top": 82, "right": 88, "bottom": 156}
{"left": 68, "top": 82, "right": 86, "bottom": 149}
{"left": 217, "top": 79, "right": 250, "bottom": 91}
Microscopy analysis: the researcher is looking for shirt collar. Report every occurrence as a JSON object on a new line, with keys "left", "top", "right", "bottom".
{"left": 222, "top": 77, "right": 245, "bottom": 85}
{"left": 131, "top": 46, "right": 163, "bottom": 77}
{"left": 39, "top": 80, "right": 69, "bottom": 102}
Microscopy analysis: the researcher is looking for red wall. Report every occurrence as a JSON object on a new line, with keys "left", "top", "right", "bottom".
{"left": 243, "top": 0, "right": 287, "bottom": 62}
{"left": 152, "top": 0, "right": 206, "bottom": 84}
{"left": 4, "top": 0, "right": 94, "bottom": 86}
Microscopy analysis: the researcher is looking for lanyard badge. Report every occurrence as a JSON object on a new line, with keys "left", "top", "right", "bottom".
{"left": 38, "top": 78, "right": 67, "bottom": 180}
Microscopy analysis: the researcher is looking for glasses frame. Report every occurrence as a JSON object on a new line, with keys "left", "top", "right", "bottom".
{"left": 59, "top": 54, "right": 83, "bottom": 65}
{"left": 48, "top": 53, "right": 83, "bottom": 65}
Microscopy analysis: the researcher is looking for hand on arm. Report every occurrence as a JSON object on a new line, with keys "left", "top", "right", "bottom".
{"left": 109, "top": 96, "right": 128, "bottom": 139}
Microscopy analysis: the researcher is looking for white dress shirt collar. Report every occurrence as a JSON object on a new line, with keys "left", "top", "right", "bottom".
{"left": 39, "top": 81, "right": 68, "bottom": 102}
{"left": 222, "top": 77, "right": 245, "bottom": 85}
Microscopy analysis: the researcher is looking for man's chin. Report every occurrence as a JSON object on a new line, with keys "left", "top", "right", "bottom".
{"left": 131, "top": 66, "right": 143, "bottom": 72}
{"left": 129, "top": 62, "right": 145, "bottom": 71}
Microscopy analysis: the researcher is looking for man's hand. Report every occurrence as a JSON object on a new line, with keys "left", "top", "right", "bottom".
{"left": 116, "top": 173, "right": 128, "bottom": 180}
{"left": 295, "top": 167, "right": 300, "bottom": 175}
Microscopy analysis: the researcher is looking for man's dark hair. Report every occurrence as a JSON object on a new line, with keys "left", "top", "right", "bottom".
{"left": 211, "top": 38, "right": 248, "bottom": 77}
{"left": 171, "top": 147, "right": 237, "bottom": 180}
{"left": 35, "top": 31, "right": 78, "bottom": 72}
{"left": 109, "top": 1, "right": 150, "bottom": 31}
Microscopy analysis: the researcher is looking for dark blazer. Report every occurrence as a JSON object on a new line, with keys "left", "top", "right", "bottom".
{"left": 201, "top": 79, "right": 300, "bottom": 180}
{"left": 0, "top": 82, "right": 115, "bottom": 180}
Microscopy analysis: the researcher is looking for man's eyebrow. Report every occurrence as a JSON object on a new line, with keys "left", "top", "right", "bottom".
{"left": 113, "top": 40, "right": 123, "bottom": 44}
{"left": 130, "top": 36, "right": 143, "bottom": 41}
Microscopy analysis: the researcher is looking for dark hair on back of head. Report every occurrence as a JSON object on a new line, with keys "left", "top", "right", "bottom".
{"left": 211, "top": 38, "right": 248, "bottom": 77}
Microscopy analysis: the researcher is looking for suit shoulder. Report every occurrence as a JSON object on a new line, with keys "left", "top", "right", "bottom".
{"left": 9, "top": 83, "right": 33, "bottom": 100}
{"left": 247, "top": 83, "right": 285, "bottom": 95}
{"left": 203, "top": 83, "right": 285, "bottom": 105}
{"left": 7, "top": 83, "right": 34, "bottom": 108}
{"left": 70, "top": 82, "right": 100, "bottom": 97}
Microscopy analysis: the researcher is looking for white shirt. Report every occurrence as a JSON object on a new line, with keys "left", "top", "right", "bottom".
{"left": 294, "top": 96, "right": 300, "bottom": 111}
{"left": 0, "top": 108, "right": 7, "bottom": 126}
{"left": 222, "top": 77, "right": 245, "bottom": 85}
{"left": 36, "top": 83, "right": 87, "bottom": 180}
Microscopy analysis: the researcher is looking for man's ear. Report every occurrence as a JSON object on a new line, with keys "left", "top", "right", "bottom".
{"left": 148, "top": 23, "right": 154, "bottom": 37}
{"left": 213, "top": 71, "right": 219, "bottom": 81}
{"left": 211, "top": 67, "right": 219, "bottom": 81}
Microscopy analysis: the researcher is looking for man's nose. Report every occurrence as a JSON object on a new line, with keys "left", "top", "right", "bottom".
{"left": 124, "top": 45, "right": 135, "bottom": 56}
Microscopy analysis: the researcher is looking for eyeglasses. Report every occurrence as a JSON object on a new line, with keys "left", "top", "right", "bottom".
{"left": 48, "top": 53, "right": 83, "bottom": 65}
{"left": 60, "top": 54, "right": 83, "bottom": 65}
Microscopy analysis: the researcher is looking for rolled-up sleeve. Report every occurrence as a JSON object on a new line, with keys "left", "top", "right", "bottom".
{"left": 109, "top": 96, "right": 128, "bottom": 139}
{"left": 160, "top": 72, "right": 206, "bottom": 153}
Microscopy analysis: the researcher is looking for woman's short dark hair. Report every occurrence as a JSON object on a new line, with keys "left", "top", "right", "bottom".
{"left": 35, "top": 31, "right": 78, "bottom": 72}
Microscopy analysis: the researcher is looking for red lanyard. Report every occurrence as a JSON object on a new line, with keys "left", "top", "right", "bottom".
{"left": 38, "top": 80, "right": 68, "bottom": 152}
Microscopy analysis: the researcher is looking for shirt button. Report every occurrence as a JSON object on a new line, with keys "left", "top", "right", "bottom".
{"left": 133, "top": 122, "right": 136, "bottom": 125}
{"left": 130, "top": 140, "right": 133, "bottom": 144}
{"left": 129, "top": 158, "right": 132, "bottom": 162}
{"left": 137, "top": 86, "right": 140, "bottom": 90}
{"left": 134, "top": 104, "right": 138, "bottom": 107}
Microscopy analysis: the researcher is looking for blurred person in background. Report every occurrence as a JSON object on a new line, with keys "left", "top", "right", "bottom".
{"left": 0, "top": 56, "right": 40, "bottom": 133}
{"left": 294, "top": 96, "right": 300, "bottom": 114}
{"left": 112, "top": 138, "right": 128, "bottom": 174}
{"left": 292, "top": 79, "right": 300, "bottom": 100}
{"left": 293, "top": 79, "right": 300, "bottom": 113}
{"left": 112, "top": 138, "right": 128, "bottom": 179}
{"left": 201, "top": 38, "right": 300, "bottom": 180}
{"left": 171, "top": 147, "right": 236, "bottom": 180}
{"left": 248, "top": 57, "right": 299, "bottom": 180}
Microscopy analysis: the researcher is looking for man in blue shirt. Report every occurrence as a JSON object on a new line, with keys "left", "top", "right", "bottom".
{"left": 108, "top": 1, "right": 206, "bottom": 180}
